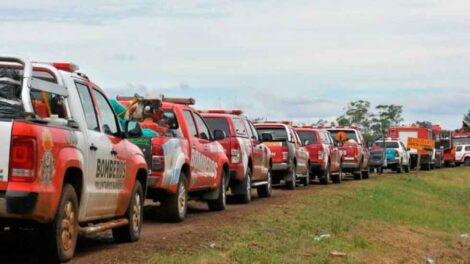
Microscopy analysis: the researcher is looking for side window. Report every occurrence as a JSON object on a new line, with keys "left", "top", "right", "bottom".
{"left": 93, "top": 89, "right": 119, "bottom": 136}
{"left": 194, "top": 113, "right": 211, "bottom": 140}
{"left": 465, "top": 146, "right": 470, "bottom": 151}
{"left": 30, "top": 90, "right": 68, "bottom": 119}
{"left": 248, "top": 121, "right": 259, "bottom": 141}
{"left": 233, "top": 117, "right": 249, "bottom": 137}
{"left": 75, "top": 82, "right": 99, "bottom": 132}
{"left": 183, "top": 110, "right": 198, "bottom": 137}
{"left": 243, "top": 119, "right": 254, "bottom": 138}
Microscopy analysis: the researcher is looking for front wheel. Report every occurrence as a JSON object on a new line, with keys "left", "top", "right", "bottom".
{"left": 300, "top": 167, "right": 310, "bottom": 186}
{"left": 113, "top": 181, "right": 144, "bottom": 243}
{"left": 208, "top": 172, "right": 227, "bottom": 211}
{"left": 43, "top": 184, "right": 79, "bottom": 263}
{"left": 465, "top": 158, "right": 470, "bottom": 167}
{"left": 162, "top": 175, "right": 188, "bottom": 222}
{"left": 404, "top": 162, "right": 411, "bottom": 173}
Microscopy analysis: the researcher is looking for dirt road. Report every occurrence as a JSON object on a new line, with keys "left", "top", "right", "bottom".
{"left": 0, "top": 175, "right": 383, "bottom": 264}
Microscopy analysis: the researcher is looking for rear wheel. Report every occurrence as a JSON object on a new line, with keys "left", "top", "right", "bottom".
{"left": 113, "top": 181, "right": 144, "bottom": 242}
{"left": 332, "top": 165, "right": 342, "bottom": 184}
{"left": 162, "top": 175, "right": 188, "bottom": 222}
{"left": 257, "top": 169, "right": 272, "bottom": 198}
{"left": 237, "top": 168, "right": 252, "bottom": 204}
{"left": 300, "top": 167, "right": 310, "bottom": 186}
{"left": 396, "top": 162, "right": 402, "bottom": 174}
{"left": 43, "top": 184, "right": 79, "bottom": 263}
{"left": 320, "top": 163, "right": 330, "bottom": 185}
{"left": 464, "top": 158, "right": 470, "bottom": 167}
{"left": 208, "top": 172, "right": 227, "bottom": 211}
{"left": 362, "top": 166, "right": 370, "bottom": 179}
{"left": 404, "top": 162, "right": 411, "bottom": 173}
{"left": 286, "top": 166, "right": 297, "bottom": 190}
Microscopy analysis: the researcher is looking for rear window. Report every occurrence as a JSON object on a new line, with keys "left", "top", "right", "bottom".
{"left": 204, "top": 117, "right": 230, "bottom": 138}
{"left": 328, "top": 130, "right": 359, "bottom": 143}
{"left": 374, "top": 141, "right": 399, "bottom": 148}
{"left": 466, "top": 146, "right": 470, "bottom": 151}
{"left": 297, "top": 131, "right": 317, "bottom": 144}
{"left": 257, "top": 127, "right": 288, "bottom": 141}
{"left": 233, "top": 117, "right": 248, "bottom": 137}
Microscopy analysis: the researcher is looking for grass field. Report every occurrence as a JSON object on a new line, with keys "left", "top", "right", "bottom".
{"left": 147, "top": 168, "right": 470, "bottom": 264}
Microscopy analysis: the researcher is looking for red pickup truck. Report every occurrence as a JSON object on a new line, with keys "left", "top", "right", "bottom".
{"left": 324, "top": 126, "right": 370, "bottom": 180}
{"left": 253, "top": 121, "right": 310, "bottom": 189}
{"left": 0, "top": 57, "right": 148, "bottom": 262}
{"left": 294, "top": 126, "right": 342, "bottom": 184}
{"left": 117, "top": 96, "right": 230, "bottom": 222}
{"left": 200, "top": 110, "right": 273, "bottom": 203}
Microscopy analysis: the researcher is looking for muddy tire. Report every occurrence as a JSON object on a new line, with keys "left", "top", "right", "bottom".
{"left": 404, "top": 162, "right": 411, "bottom": 173}
{"left": 332, "top": 165, "right": 342, "bottom": 184}
{"left": 362, "top": 167, "right": 370, "bottom": 179}
{"left": 162, "top": 175, "right": 188, "bottom": 222}
{"left": 208, "top": 172, "right": 227, "bottom": 211}
{"left": 237, "top": 167, "right": 252, "bottom": 204}
{"left": 465, "top": 158, "right": 470, "bottom": 167}
{"left": 113, "top": 181, "right": 144, "bottom": 243}
{"left": 353, "top": 171, "right": 362, "bottom": 180}
{"left": 396, "top": 163, "right": 402, "bottom": 174}
{"left": 286, "top": 166, "right": 297, "bottom": 190}
{"left": 300, "top": 168, "right": 310, "bottom": 186}
{"left": 257, "top": 169, "right": 272, "bottom": 198}
{"left": 43, "top": 184, "right": 79, "bottom": 263}
{"left": 319, "top": 164, "right": 330, "bottom": 185}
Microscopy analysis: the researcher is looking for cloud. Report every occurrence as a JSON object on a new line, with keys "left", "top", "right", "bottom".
{"left": 1, "top": 0, "right": 469, "bottom": 129}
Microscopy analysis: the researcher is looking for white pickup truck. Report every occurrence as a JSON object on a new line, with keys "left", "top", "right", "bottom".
{"left": 0, "top": 56, "right": 148, "bottom": 262}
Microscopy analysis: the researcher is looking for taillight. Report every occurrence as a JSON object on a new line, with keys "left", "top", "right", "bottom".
{"left": 395, "top": 150, "right": 399, "bottom": 157}
{"left": 282, "top": 146, "right": 289, "bottom": 161}
{"left": 318, "top": 145, "right": 324, "bottom": 160}
{"left": 9, "top": 137, "right": 36, "bottom": 182}
{"left": 231, "top": 140, "right": 241, "bottom": 164}
{"left": 231, "top": 149, "right": 241, "bottom": 163}
{"left": 151, "top": 145, "right": 165, "bottom": 172}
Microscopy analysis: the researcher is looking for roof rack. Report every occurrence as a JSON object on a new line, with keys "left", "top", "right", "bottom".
{"left": 0, "top": 56, "right": 70, "bottom": 116}
{"left": 162, "top": 97, "right": 195, "bottom": 105}
{"left": 199, "top": 109, "right": 243, "bottom": 115}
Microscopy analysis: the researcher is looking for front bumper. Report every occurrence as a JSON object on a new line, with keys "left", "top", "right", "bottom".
{"left": 272, "top": 162, "right": 289, "bottom": 171}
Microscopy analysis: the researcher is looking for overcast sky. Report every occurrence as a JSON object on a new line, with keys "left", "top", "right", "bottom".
{"left": 2, "top": 0, "right": 469, "bottom": 129}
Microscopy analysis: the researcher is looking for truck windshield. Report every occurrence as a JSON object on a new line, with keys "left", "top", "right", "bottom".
{"left": 297, "top": 131, "right": 317, "bottom": 144}
{"left": 374, "top": 141, "right": 399, "bottom": 148}
{"left": 328, "top": 130, "right": 358, "bottom": 143}
{"left": 453, "top": 137, "right": 470, "bottom": 147}
{"left": 256, "top": 127, "right": 288, "bottom": 141}
{"left": 204, "top": 117, "right": 230, "bottom": 137}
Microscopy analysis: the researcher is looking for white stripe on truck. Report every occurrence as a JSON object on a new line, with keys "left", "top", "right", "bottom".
{"left": 0, "top": 121, "right": 12, "bottom": 182}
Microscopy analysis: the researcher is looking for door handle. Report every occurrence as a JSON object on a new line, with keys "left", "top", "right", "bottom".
{"left": 90, "top": 144, "right": 98, "bottom": 152}
{"left": 111, "top": 149, "right": 118, "bottom": 156}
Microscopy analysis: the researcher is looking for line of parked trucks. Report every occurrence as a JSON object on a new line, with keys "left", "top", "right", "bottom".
{"left": 0, "top": 57, "right": 468, "bottom": 262}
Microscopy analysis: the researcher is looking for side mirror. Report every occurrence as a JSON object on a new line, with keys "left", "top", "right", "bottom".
{"left": 303, "top": 139, "right": 310, "bottom": 146}
{"left": 213, "top": 129, "right": 226, "bottom": 140}
{"left": 261, "top": 133, "right": 273, "bottom": 142}
{"left": 125, "top": 121, "right": 143, "bottom": 138}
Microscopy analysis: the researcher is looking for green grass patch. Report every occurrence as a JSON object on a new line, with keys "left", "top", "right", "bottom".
{"left": 146, "top": 168, "right": 470, "bottom": 264}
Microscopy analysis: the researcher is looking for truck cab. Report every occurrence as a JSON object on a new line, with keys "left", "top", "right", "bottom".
{"left": 455, "top": 145, "right": 470, "bottom": 166}
{"left": 0, "top": 57, "right": 148, "bottom": 262}
{"left": 201, "top": 110, "right": 273, "bottom": 203}
{"left": 253, "top": 121, "right": 309, "bottom": 190}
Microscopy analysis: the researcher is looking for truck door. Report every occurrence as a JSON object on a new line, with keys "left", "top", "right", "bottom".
{"left": 193, "top": 112, "right": 220, "bottom": 187}
{"left": 75, "top": 82, "right": 122, "bottom": 218}
{"left": 245, "top": 119, "right": 267, "bottom": 181}
{"left": 182, "top": 110, "right": 212, "bottom": 188}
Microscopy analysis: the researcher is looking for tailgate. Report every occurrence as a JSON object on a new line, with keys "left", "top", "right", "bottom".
{"left": 263, "top": 141, "right": 284, "bottom": 163}
{"left": 306, "top": 144, "right": 321, "bottom": 162}
{"left": 0, "top": 121, "right": 13, "bottom": 187}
